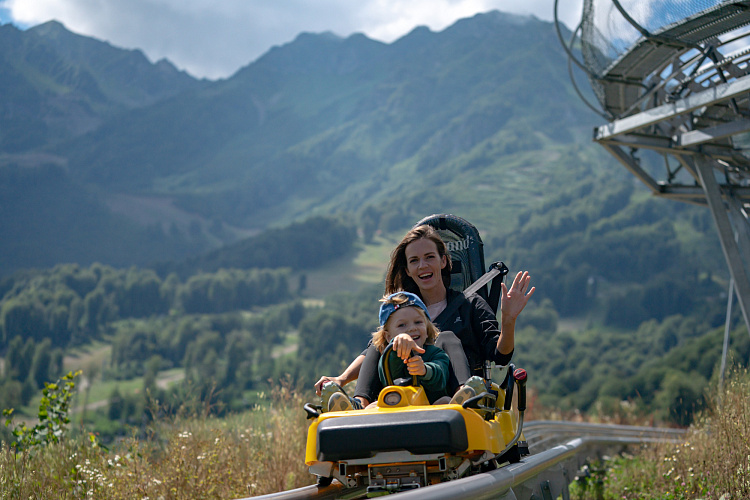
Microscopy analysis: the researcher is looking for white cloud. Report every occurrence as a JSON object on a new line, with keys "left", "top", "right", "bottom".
{"left": 1, "top": 0, "right": 583, "bottom": 79}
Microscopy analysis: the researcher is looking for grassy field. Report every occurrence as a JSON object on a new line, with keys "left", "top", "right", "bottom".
{"left": 571, "top": 370, "right": 750, "bottom": 500}
{"left": 300, "top": 234, "right": 395, "bottom": 299}
{"left": 1, "top": 382, "right": 312, "bottom": 499}
{"left": 3, "top": 370, "right": 747, "bottom": 498}
{"left": 62, "top": 339, "right": 112, "bottom": 375}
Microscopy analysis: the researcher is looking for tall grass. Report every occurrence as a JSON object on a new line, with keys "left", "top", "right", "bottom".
{"left": 6, "top": 371, "right": 747, "bottom": 499}
{"left": 573, "top": 370, "right": 750, "bottom": 500}
{"left": 0, "top": 382, "right": 312, "bottom": 499}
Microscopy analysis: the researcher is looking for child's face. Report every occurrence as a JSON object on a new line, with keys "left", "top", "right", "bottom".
{"left": 385, "top": 306, "right": 428, "bottom": 348}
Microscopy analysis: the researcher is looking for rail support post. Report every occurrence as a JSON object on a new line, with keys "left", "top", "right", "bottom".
{"left": 695, "top": 156, "right": 750, "bottom": 337}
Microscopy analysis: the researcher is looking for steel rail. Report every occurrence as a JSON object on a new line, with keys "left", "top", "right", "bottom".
{"left": 386, "top": 434, "right": 683, "bottom": 500}
{"left": 241, "top": 421, "right": 685, "bottom": 500}
{"left": 523, "top": 420, "right": 686, "bottom": 439}
{"left": 524, "top": 421, "right": 686, "bottom": 454}
{"left": 235, "top": 481, "right": 361, "bottom": 500}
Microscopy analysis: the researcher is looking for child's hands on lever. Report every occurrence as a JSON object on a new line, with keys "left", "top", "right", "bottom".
{"left": 392, "top": 333, "right": 426, "bottom": 376}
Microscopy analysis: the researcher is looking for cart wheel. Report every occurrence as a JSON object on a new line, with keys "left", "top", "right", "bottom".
{"left": 480, "top": 459, "right": 498, "bottom": 472}
{"left": 497, "top": 444, "right": 522, "bottom": 465}
{"left": 317, "top": 476, "right": 333, "bottom": 487}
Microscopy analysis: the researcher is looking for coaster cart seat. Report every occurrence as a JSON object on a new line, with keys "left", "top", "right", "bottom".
{"left": 303, "top": 214, "right": 529, "bottom": 495}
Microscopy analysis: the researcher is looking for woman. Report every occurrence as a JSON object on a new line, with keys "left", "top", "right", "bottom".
{"left": 315, "top": 224, "right": 534, "bottom": 406}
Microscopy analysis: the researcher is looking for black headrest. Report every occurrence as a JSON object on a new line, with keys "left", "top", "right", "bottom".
{"left": 413, "top": 214, "right": 486, "bottom": 294}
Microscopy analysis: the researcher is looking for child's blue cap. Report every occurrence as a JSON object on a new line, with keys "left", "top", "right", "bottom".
{"left": 379, "top": 292, "right": 431, "bottom": 327}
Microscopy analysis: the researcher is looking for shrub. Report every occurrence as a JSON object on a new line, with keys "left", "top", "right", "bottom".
{"left": 3, "top": 370, "right": 82, "bottom": 451}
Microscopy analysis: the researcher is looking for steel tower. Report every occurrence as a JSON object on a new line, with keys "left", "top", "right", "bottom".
{"left": 558, "top": 0, "right": 750, "bottom": 343}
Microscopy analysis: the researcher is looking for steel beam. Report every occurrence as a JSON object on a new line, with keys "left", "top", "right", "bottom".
{"left": 726, "top": 196, "right": 750, "bottom": 266}
{"left": 597, "top": 135, "right": 737, "bottom": 159}
{"left": 694, "top": 157, "right": 750, "bottom": 334}
{"left": 726, "top": 196, "right": 750, "bottom": 340}
{"left": 600, "top": 143, "right": 662, "bottom": 192}
{"left": 595, "top": 73, "right": 750, "bottom": 140}
{"left": 674, "top": 153, "right": 701, "bottom": 183}
{"left": 674, "top": 119, "right": 750, "bottom": 147}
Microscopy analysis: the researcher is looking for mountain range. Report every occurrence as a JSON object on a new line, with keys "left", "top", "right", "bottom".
{"left": 3, "top": 12, "right": 628, "bottom": 276}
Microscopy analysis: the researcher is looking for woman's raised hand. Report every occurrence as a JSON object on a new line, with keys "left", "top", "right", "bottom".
{"left": 501, "top": 271, "right": 535, "bottom": 321}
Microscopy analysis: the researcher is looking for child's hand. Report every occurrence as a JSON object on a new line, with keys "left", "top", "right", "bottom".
{"left": 404, "top": 355, "right": 426, "bottom": 377}
{"left": 392, "top": 334, "right": 425, "bottom": 361}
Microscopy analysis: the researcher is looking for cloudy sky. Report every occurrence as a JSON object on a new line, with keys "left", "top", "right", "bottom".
{"left": 0, "top": 0, "right": 583, "bottom": 79}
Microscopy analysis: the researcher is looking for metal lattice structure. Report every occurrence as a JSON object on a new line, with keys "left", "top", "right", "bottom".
{"left": 557, "top": 0, "right": 750, "bottom": 345}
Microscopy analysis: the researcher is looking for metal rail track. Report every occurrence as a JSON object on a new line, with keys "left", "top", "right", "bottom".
{"left": 241, "top": 421, "right": 686, "bottom": 500}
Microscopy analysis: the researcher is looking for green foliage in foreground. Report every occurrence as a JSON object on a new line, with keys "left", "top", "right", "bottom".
{"left": 3, "top": 370, "right": 82, "bottom": 451}
{"left": 1, "top": 368, "right": 747, "bottom": 499}
{"left": 570, "top": 370, "right": 750, "bottom": 500}
{"left": 0, "top": 381, "right": 311, "bottom": 498}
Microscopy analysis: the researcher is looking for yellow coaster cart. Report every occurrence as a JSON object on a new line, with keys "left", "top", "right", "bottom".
{"left": 303, "top": 214, "right": 530, "bottom": 495}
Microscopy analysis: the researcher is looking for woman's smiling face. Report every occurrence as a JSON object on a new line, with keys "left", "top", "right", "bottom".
{"left": 404, "top": 238, "right": 447, "bottom": 294}
{"left": 385, "top": 306, "right": 428, "bottom": 347}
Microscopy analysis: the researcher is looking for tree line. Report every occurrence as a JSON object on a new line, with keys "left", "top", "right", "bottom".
{"left": 0, "top": 264, "right": 292, "bottom": 350}
{"left": 0, "top": 215, "right": 361, "bottom": 440}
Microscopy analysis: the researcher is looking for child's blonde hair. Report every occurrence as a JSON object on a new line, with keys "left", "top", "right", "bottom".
{"left": 372, "top": 293, "right": 439, "bottom": 352}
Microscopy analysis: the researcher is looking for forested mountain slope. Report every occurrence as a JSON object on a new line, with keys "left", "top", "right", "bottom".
{"left": 0, "top": 20, "right": 211, "bottom": 273}
{"left": 0, "top": 21, "right": 203, "bottom": 152}
{"left": 2, "top": 12, "right": 603, "bottom": 273}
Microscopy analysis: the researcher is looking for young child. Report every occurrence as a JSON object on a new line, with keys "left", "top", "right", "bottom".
{"left": 325, "top": 292, "right": 449, "bottom": 411}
